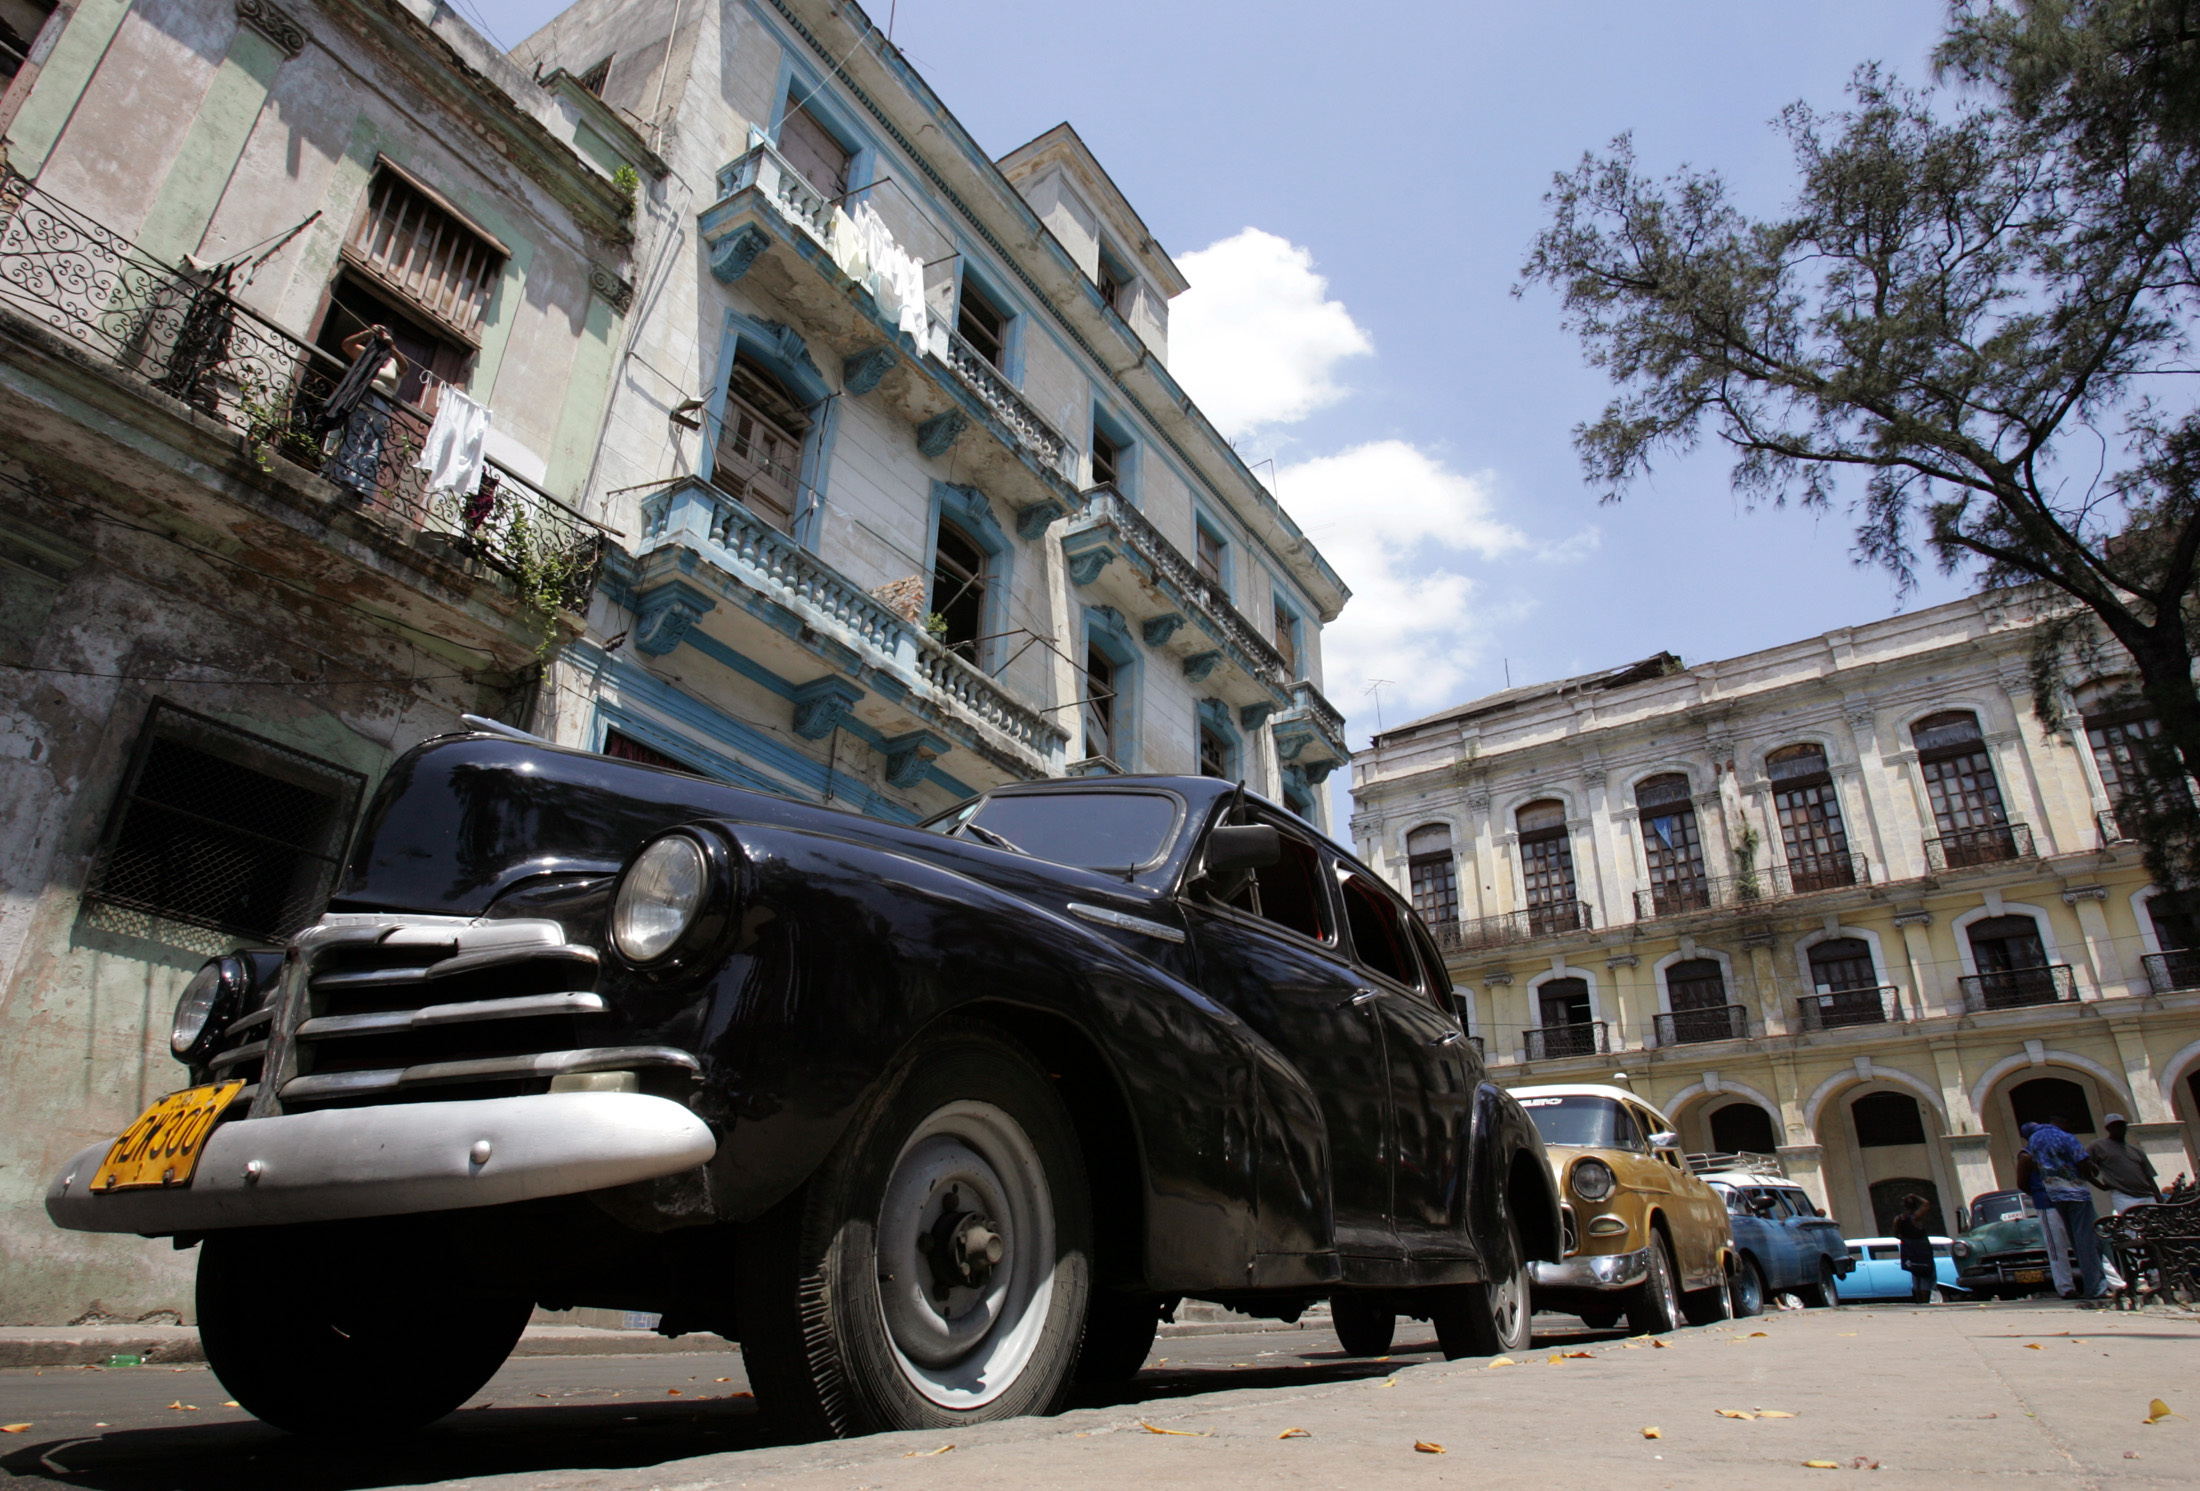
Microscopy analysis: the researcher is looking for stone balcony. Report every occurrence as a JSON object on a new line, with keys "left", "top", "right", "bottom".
{"left": 699, "top": 141, "right": 1078, "bottom": 526}
{"left": 1058, "top": 486, "right": 1297, "bottom": 718}
{"left": 635, "top": 480, "right": 1069, "bottom": 788}
{"left": 1271, "top": 679, "right": 1350, "bottom": 792}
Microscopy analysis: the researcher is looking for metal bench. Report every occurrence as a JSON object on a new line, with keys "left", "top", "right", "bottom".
{"left": 2096, "top": 1175, "right": 2199, "bottom": 1310}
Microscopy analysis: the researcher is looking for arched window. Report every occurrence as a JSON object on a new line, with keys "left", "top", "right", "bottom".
{"left": 1405, "top": 823, "right": 1458, "bottom": 928}
{"left": 1965, "top": 914, "right": 2058, "bottom": 1010}
{"left": 1800, "top": 937, "right": 1887, "bottom": 1030}
{"left": 1529, "top": 976, "right": 1598, "bottom": 1059}
{"left": 1515, "top": 800, "right": 1583, "bottom": 935}
{"left": 2008, "top": 1075, "right": 2096, "bottom": 1135}
{"left": 1767, "top": 744, "right": 1856, "bottom": 890}
{"left": 1868, "top": 1178, "right": 1946, "bottom": 1237}
{"left": 1852, "top": 1091, "right": 1927, "bottom": 1147}
{"left": 1912, "top": 711, "right": 2017, "bottom": 865}
{"left": 1660, "top": 958, "right": 1742, "bottom": 1044}
{"left": 712, "top": 353, "right": 809, "bottom": 533}
{"left": 1637, "top": 773, "right": 1708, "bottom": 915}
{"left": 1709, "top": 1102, "right": 1780, "bottom": 1156}
{"left": 2081, "top": 682, "right": 2165, "bottom": 842}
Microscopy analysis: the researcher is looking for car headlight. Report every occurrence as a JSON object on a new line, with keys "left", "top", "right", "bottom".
{"left": 611, "top": 832, "right": 711, "bottom": 963}
{"left": 1570, "top": 1156, "right": 1615, "bottom": 1203}
{"left": 171, "top": 956, "right": 239, "bottom": 1061}
{"left": 1951, "top": 1240, "right": 1972, "bottom": 1259}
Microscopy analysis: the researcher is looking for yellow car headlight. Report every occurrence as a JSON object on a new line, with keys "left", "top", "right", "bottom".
{"left": 1571, "top": 1156, "right": 1615, "bottom": 1202}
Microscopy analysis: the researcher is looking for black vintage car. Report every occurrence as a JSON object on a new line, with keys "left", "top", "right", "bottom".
{"left": 48, "top": 733, "right": 1558, "bottom": 1437}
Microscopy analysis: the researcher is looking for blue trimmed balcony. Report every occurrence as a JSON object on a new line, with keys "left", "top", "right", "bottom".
{"left": 698, "top": 139, "right": 1078, "bottom": 527}
{"left": 634, "top": 480, "right": 1068, "bottom": 788}
{"left": 1271, "top": 679, "right": 1350, "bottom": 794}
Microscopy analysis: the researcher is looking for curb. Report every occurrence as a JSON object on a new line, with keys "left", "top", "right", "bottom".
{"left": 0, "top": 1324, "right": 737, "bottom": 1370}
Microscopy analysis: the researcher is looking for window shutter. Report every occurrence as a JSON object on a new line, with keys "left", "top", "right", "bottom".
{"left": 344, "top": 163, "right": 509, "bottom": 344}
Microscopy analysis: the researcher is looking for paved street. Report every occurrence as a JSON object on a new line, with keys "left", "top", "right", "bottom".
{"left": 1, "top": 1300, "right": 2192, "bottom": 1490}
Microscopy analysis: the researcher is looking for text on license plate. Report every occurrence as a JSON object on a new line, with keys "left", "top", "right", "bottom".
{"left": 91, "top": 1082, "right": 247, "bottom": 1192}
{"left": 2011, "top": 1268, "right": 2050, "bottom": 1284}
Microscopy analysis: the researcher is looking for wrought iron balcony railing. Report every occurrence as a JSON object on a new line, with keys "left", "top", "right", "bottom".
{"left": 1923, "top": 821, "right": 2034, "bottom": 871}
{"left": 0, "top": 168, "right": 606, "bottom": 608}
{"left": 1430, "top": 900, "right": 1595, "bottom": 954}
{"left": 1652, "top": 1004, "right": 1752, "bottom": 1046}
{"left": 1631, "top": 853, "right": 1871, "bottom": 921}
{"left": 1525, "top": 1020, "right": 1608, "bottom": 1062}
{"left": 1796, "top": 985, "right": 1903, "bottom": 1031}
{"left": 1957, "top": 964, "right": 2077, "bottom": 1013}
{"left": 2143, "top": 950, "right": 2200, "bottom": 994}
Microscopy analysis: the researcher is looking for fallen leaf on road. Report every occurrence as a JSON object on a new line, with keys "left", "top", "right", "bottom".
{"left": 1838, "top": 1332, "right": 1858, "bottom": 1337}
{"left": 1278, "top": 1428, "right": 1310, "bottom": 1439}
{"left": 1716, "top": 1410, "right": 1757, "bottom": 1419}
{"left": 2023, "top": 1343, "right": 2043, "bottom": 1350}
{"left": 1759, "top": 1410, "right": 1797, "bottom": 1418}
{"left": 534, "top": 1393, "right": 552, "bottom": 1399}
{"left": 902, "top": 1443, "right": 955, "bottom": 1456}
{"left": 666, "top": 1389, "right": 681, "bottom": 1396}
{"left": 2126, "top": 1450, "right": 2140, "bottom": 1458}
{"left": 0, "top": 1425, "right": 28, "bottom": 1434}
{"left": 728, "top": 1391, "right": 753, "bottom": 1400}
{"left": 1140, "top": 1422, "right": 1212, "bottom": 1436}
{"left": 1641, "top": 1427, "right": 1661, "bottom": 1439}
{"left": 1380, "top": 1377, "right": 1398, "bottom": 1387}
{"left": 1749, "top": 1331, "right": 1769, "bottom": 1337}
{"left": 91, "top": 1423, "right": 107, "bottom": 1429}
{"left": 1561, "top": 1350, "right": 1593, "bottom": 1358}
{"left": 1652, "top": 1339, "right": 1671, "bottom": 1349}
{"left": 1803, "top": 1461, "right": 1839, "bottom": 1470}
{"left": 167, "top": 1403, "right": 198, "bottom": 1411}
{"left": 1849, "top": 1457, "right": 1880, "bottom": 1469}
{"left": 1487, "top": 1356, "right": 1515, "bottom": 1368}
{"left": 1230, "top": 1362, "right": 1250, "bottom": 1368}
{"left": 2143, "top": 1399, "right": 2182, "bottom": 1424}
{"left": 221, "top": 1401, "right": 238, "bottom": 1408}
{"left": 714, "top": 1377, "right": 731, "bottom": 1383}
{"left": 1413, "top": 1441, "right": 1445, "bottom": 1454}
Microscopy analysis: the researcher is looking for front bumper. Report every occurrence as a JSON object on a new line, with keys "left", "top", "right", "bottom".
{"left": 1530, "top": 1246, "right": 1651, "bottom": 1293}
{"left": 46, "top": 1091, "right": 715, "bottom": 1235}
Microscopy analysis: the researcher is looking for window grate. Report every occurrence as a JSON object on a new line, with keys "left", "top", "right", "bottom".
{"left": 344, "top": 167, "right": 506, "bottom": 340}
{"left": 84, "top": 701, "right": 365, "bottom": 941}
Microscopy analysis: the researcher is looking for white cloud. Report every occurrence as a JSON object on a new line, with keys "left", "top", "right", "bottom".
{"left": 1171, "top": 229, "right": 1373, "bottom": 439}
{"left": 1276, "top": 441, "right": 1529, "bottom": 732}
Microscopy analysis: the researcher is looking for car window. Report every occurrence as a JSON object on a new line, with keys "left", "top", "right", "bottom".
{"left": 935, "top": 789, "right": 1178, "bottom": 868}
{"left": 1404, "top": 916, "right": 1456, "bottom": 1012}
{"left": 1745, "top": 1187, "right": 1782, "bottom": 1216}
{"left": 1517, "top": 1094, "right": 1646, "bottom": 1151}
{"left": 1208, "top": 827, "right": 1331, "bottom": 942}
{"left": 1868, "top": 1244, "right": 1898, "bottom": 1261}
{"left": 1777, "top": 1189, "right": 1814, "bottom": 1218}
{"left": 1932, "top": 1242, "right": 1952, "bottom": 1257}
{"left": 1340, "top": 872, "right": 1418, "bottom": 988}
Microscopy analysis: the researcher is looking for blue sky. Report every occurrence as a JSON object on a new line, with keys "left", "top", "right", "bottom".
{"left": 473, "top": 0, "right": 1976, "bottom": 751}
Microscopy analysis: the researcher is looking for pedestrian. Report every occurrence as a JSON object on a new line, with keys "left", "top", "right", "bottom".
{"left": 2016, "top": 1122, "right": 2077, "bottom": 1298}
{"left": 2088, "top": 1114, "right": 2161, "bottom": 1213}
{"left": 1892, "top": 1192, "right": 1938, "bottom": 1303}
{"left": 2026, "top": 1116, "right": 2107, "bottom": 1299}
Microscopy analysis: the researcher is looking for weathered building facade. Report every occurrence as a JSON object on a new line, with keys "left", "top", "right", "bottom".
{"left": 1352, "top": 591, "right": 2200, "bottom": 1238}
{"left": 0, "top": 0, "right": 641, "bottom": 1320}
{"left": 510, "top": 0, "right": 1351, "bottom": 823}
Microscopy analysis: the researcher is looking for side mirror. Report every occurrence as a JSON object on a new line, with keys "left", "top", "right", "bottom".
{"left": 1205, "top": 824, "right": 1282, "bottom": 873}
{"left": 1649, "top": 1130, "right": 1678, "bottom": 1149}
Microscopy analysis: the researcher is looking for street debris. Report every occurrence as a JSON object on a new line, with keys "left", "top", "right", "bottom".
{"left": 165, "top": 1402, "right": 197, "bottom": 1411}
{"left": 1803, "top": 1460, "right": 1840, "bottom": 1469}
{"left": 1641, "top": 1426, "right": 1661, "bottom": 1439}
{"left": 1278, "top": 1428, "right": 1310, "bottom": 1439}
{"left": 1487, "top": 1356, "right": 1515, "bottom": 1368}
{"left": 0, "top": 1425, "right": 28, "bottom": 1434}
{"left": 1850, "top": 1457, "right": 1881, "bottom": 1469}
{"left": 2143, "top": 1398, "right": 2182, "bottom": 1424}
{"left": 902, "top": 1443, "right": 954, "bottom": 1456}
{"left": 1413, "top": 1440, "right": 1445, "bottom": 1454}
{"left": 1716, "top": 1409, "right": 1758, "bottom": 1419}
{"left": 1139, "top": 1422, "right": 1211, "bottom": 1436}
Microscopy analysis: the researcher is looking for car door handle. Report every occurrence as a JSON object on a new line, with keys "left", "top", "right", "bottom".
{"left": 1430, "top": 1029, "right": 1465, "bottom": 1048}
{"left": 1345, "top": 987, "right": 1382, "bottom": 1008}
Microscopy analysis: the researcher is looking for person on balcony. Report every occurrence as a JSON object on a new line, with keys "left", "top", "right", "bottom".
{"left": 317, "top": 324, "right": 410, "bottom": 497}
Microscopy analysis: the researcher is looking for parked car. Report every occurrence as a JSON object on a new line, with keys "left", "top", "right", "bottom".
{"left": 1513, "top": 1085, "right": 1735, "bottom": 1333}
{"left": 1698, "top": 1168, "right": 1854, "bottom": 1314}
{"left": 1951, "top": 1189, "right": 2058, "bottom": 1297}
{"left": 47, "top": 735, "right": 1559, "bottom": 1436}
{"left": 1842, "top": 1235, "right": 1963, "bottom": 1301}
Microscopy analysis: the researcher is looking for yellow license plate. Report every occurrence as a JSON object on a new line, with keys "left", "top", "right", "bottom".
{"left": 90, "top": 1082, "right": 247, "bottom": 1192}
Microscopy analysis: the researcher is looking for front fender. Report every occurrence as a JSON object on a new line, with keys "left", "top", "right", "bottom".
{"left": 1466, "top": 1083, "right": 1562, "bottom": 1269}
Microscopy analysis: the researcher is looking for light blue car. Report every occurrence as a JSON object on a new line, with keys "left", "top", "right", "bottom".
{"left": 1841, "top": 1235, "right": 1964, "bottom": 1301}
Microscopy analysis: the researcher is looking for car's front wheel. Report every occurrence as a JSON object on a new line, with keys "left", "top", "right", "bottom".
{"left": 737, "top": 1022, "right": 1092, "bottom": 1438}
{"left": 1729, "top": 1255, "right": 1766, "bottom": 1318}
{"left": 1625, "top": 1233, "right": 1683, "bottom": 1335}
{"left": 198, "top": 1225, "right": 529, "bottom": 1434}
{"left": 1797, "top": 1260, "right": 1840, "bottom": 1309}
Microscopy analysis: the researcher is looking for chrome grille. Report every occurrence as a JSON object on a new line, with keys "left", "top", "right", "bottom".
{"left": 250, "top": 914, "right": 696, "bottom": 1115}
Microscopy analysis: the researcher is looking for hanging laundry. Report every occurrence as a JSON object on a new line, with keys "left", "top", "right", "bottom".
{"left": 825, "top": 206, "right": 866, "bottom": 283}
{"left": 414, "top": 387, "right": 493, "bottom": 497}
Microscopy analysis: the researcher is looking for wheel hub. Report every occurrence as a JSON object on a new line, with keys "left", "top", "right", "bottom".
{"left": 916, "top": 1186, "right": 1007, "bottom": 1298}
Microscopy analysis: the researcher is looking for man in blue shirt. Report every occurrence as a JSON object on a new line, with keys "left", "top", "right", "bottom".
{"left": 2026, "top": 1117, "right": 2105, "bottom": 1299}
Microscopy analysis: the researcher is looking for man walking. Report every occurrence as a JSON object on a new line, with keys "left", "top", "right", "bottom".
{"left": 2088, "top": 1114, "right": 2161, "bottom": 1213}
{"left": 1892, "top": 1193, "right": 1938, "bottom": 1303}
{"left": 2026, "top": 1116, "right": 2107, "bottom": 1299}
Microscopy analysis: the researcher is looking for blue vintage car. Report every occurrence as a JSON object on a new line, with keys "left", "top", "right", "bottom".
{"left": 1699, "top": 1171, "right": 1854, "bottom": 1315}
{"left": 1841, "top": 1236, "right": 1964, "bottom": 1301}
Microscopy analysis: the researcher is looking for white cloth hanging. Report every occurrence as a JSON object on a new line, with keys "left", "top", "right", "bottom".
{"left": 414, "top": 387, "right": 492, "bottom": 496}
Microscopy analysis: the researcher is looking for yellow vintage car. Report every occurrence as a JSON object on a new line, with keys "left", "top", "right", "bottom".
{"left": 1512, "top": 1083, "right": 1735, "bottom": 1332}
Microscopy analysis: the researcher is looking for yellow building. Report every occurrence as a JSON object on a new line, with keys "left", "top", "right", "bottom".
{"left": 1350, "top": 588, "right": 2200, "bottom": 1238}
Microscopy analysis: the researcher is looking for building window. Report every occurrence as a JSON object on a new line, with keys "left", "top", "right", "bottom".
{"left": 1090, "top": 427, "right": 1121, "bottom": 489}
{"left": 1666, "top": 957, "right": 1727, "bottom": 1011}
{"left": 0, "top": 0, "right": 57, "bottom": 88}
{"left": 957, "top": 279, "right": 1009, "bottom": 371}
{"left": 343, "top": 164, "right": 506, "bottom": 346}
{"left": 1852, "top": 1091, "right": 1927, "bottom": 1148}
{"left": 2085, "top": 705, "right": 2164, "bottom": 839}
{"left": 575, "top": 55, "right": 613, "bottom": 96}
{"left": 1535, "top": 977, "right": 1596, "bottom": 1056}
{"left": 711, "top": 354, "right": 809, "bottom": 533}
{"left": 1637, "top": 773, "right": 1707, "bottom": 913}
{"left": 1199, "top": 722, "right": 1234, "bottom": 779}
{"left": 1195, "top": 521, "right": 1227, "bottom": 590}
{"left": 2008, "top": 1075, "right": 2095, "bottom": 1134}
{"left": 602, "top": 729, "right": 698, "bottom": 775}
{"left": 1913, "top": 710, "right": 2013, "bottom": 861}
{"left": 1767, "top": 743, "right": 1854, "bottom": 890}
{"left": 1096, "top": 249, "right": 1129, "bottom": 311}
{"left": 1083, "top": 646, "right": 1116, "bottom": 763}
{"left": 1516, "top": 799, "right": 1579, "bottom": 933}
{"left": 85, "top": 701, "right": 366, "bottom": 940}
{"left": 778, "top": 96, "right": 850, "bottom": 198}
{"left": 931, "top": 517, "right": 989, "bottom": 659}
{"left": 1406, "top": 823, "right": 1458, "bottom": 927}
{"left": 1709, "top": 1102, "right": 1779, "bottom": 1155}
{"left": 1273, "top": 598, "right": 1300, "bottom": 678}
{"left": 1808, "top": 936, "right": 1877, "bottom": 993}
{"left": 1964, "top": 913, "right": 2057, "bottom": 1008}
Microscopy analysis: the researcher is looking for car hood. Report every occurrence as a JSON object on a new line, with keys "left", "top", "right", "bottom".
{"left": 1958, "top": 1216, "right": 2045, "bottom": 1255}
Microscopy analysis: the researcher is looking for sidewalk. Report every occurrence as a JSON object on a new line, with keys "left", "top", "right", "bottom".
{"left": 433, "top": 1300, "right": 2198, "bottom": 1491}
{"left": 0, "top": 1323, "right": 734, "bottom": 1368}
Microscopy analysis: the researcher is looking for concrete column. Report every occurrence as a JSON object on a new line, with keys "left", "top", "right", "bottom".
{"left": 1578, "top": 770, "right": 1624, "bottom": 925}
{"left": 1744, "top": 937, "right": 1788, "bottom": 1037}
{"left": 2124, "top": 1120, "right": 2196, "bottom": 1186}
{"left": 2062, "top": 887, "right": 2125, "bottom": 999}
{"left": 1605, "top": 953, "right": 1641, "bottom": 1050}
{"left": 1777, "top": 1144, "right": 1829, "bottom": 1213}
{"left": 1946, "top": 1133, "right": 1999, "bottom": 1203}
{"left": 1465, "top": 791, "right": 1495, "bottom": 921}
{"left": 2106, "top": 1022, "right": 2177, "bottom": 1124}
{"left": 1930, "top": 1041, "right": 1982, "bottom": 1134}
{"left": 1894, "top": 912, "right": 1950, "bottom": 1017}
{"left": 1844, "top": 705, "right": 1913, "bottom": 877}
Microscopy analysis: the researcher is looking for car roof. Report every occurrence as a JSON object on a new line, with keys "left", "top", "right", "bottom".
{"left": 1698, "top": 1173, "right": 1805, "bottom": 1187}
{"left": 1511, "top": 1083, "right": 1672, "bottom": 1124}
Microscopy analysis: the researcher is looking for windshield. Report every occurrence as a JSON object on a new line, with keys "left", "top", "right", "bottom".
{"left": 1969, "top": 1191, "right": 2033, "bottom": 1227}
{"left": 1517, "top": 1095, "right": 1644, "bottom": 1151}
{"left": 928, "top": 790, "right": 1179, "bottom": 870}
